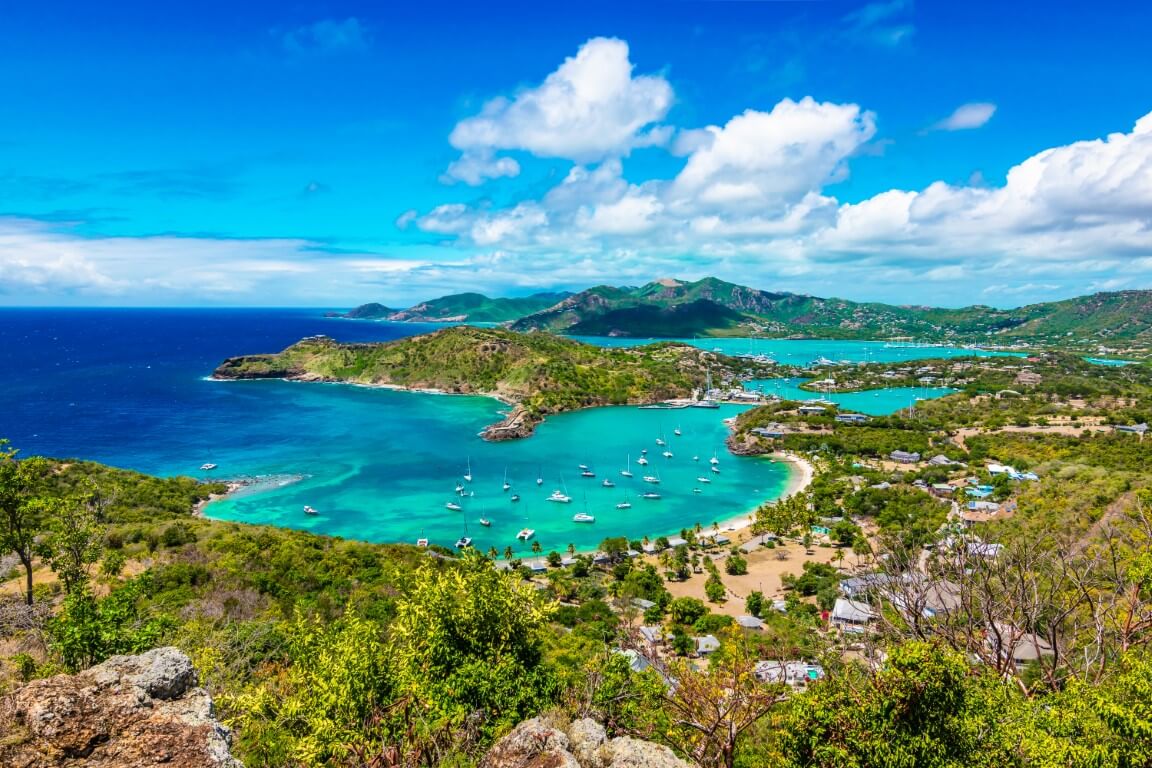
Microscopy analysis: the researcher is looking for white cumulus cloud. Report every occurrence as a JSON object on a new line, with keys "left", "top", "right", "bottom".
{"left": 443, "top": 37, "right": 674, "bottom": 184}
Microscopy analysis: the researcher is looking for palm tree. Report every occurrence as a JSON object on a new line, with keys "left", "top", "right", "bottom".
{"left": 487, "top": 546, "right": 499, "bottom": 559}
{"left": 567, "top": 542, "right": 576, "bottom": 555}
{"left": 832, "top": 548, "right": 845, "bottom": 570}
{"left": 532, "top": 540, "right": 542, "bottom": 556}
{"left": 504, "top": 545, "right": 514, "bottom": 561}
{"left": 694, "top": 522, "right": 703, "bottom": 534}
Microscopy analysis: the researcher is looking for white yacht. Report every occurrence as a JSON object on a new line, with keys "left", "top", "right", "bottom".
{"left": 200, "top": 463, "right": 217, "bottom": 471}
{"left": 548, "top": 490, "right": 572, "bottom": 503}
{"left": 446, "top": 501, "right": 463, "bottom": 511}
{"left": 572, "top": 512, "right": 595, "bottom": 523}
{"left": 516, "top": 528, "right": 535, "bottom": 541}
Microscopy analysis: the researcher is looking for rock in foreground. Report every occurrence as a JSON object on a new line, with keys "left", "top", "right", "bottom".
{"left": 0, "top": 647, "right": 241, "bottom": 768}
{"left": 482, "top": 717, "right": 695, "bottom": 768}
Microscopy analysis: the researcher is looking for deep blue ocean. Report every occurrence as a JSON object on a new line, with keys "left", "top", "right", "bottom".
{"left": 0, "top": 309, "right": 982, "bottom": 552}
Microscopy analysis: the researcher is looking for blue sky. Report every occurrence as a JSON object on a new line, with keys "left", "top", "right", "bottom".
{"left": 1, "top": 0, "right": 1151, "bottom": 307}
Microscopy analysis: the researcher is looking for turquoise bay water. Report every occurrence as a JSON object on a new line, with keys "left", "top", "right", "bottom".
{"left": 2, "top": 310, "right": 990, "bottom": 554}
{"left": 206, "top": 388, "right": 788, "bottom": 553}
{"left": 575, "top": 336, "right": 1023, "bottom": 366}
{"left": 744, "top": 378, "right": 955, "bottom": 416}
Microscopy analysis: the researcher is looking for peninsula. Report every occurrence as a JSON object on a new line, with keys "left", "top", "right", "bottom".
{"left": 212, "top": 326, "right": 771, "bottom": 439}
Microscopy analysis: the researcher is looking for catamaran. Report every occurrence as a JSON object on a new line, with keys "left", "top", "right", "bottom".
{"left": 416, "top": 534, "right": 429, "bottom": 547}
{"left": 572, "top": 512, "right": 595, "bottom": 523}
{"left": 655, "top": 437, "right": 666, "bottom": 447}
{"left": 455, "top": 535, "right": 472, "bottom": 548}
{"left": 200, "top": 463, "right": 217, "bottom": 471}
{"left": 516, "top": 528, "right": 535, "bottom": 541}
{"left": 303, "top": 505, "right": 318, "bottom": 515}
{"left": 548, "top": 489, "right": 572, "bottom": 503}
{"left": 620, "top": 455, "right": 634, "bottom": 478}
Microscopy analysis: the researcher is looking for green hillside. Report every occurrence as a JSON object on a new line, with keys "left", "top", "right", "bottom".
{"left": 213, "top": 326, "right": 760, "bottom": 438}
{"left": 340, "top": 291, "right": 571, "bottom": 323}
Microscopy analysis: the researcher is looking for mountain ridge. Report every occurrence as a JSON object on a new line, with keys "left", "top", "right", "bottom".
{"left": 336, "top": 279, "right": 1152, "bottom": 346}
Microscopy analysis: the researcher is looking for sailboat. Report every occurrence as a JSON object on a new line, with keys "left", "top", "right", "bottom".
{"left": 446, "top": 501, "right": 463, "bottom": 511}
{"left": 479, "top": 517, "right": 492, "bottom": 527}
{"left": 536, "top": 466, "right": 544, "bottom": 486}
{"left": 502, "top": 468, "right": 511, "bottom": 492}
{"left": 643, "top": 472, "right": 661, "bottom": 484}
{"left": 303, "top": 505, "right": 318, "bottom": 516}
{"left": 573, "top": 493, "right": 595, "bottom": 523}
{"left": 620, "top": 454, "right": 634, "bottom": 478}
{"left": 662, "top": 450, "right": 673, "bottom": 458}
{"left": 697, "top": 476, "right": 712, "bottom": 484}
{"left": 602, "top": 478, "right": 615, "bottom": 488}
{"left": 455, "top": 482, "right": 465, "bottom": 494}
{"left": 710, "top": 454, "right": 720, "bottom": 465}
{"left": 656, "top": 436, "right": 666, "bottom": 447}
{"left": 463, "top": 458, "right": 473, "bottom": 483}
{"left": 548, "top": 476, "right": 572, "bottom": 503}
{"left": 640, "top": 491, "right": 661, "bottom": 500}
{"left": 674, "top": 425, "right": 682, "bottom": 436}
{"left": 455, "top": 513, "right": 472, "bottom": 548}
{"left": 616, "top": 488, "right": 632, "bottom": 509}
{"left": 416, "top": 529, "right": 429, "bottom": 547}
{"left": 637, "top": 455, "right": 649, "bottom": 466}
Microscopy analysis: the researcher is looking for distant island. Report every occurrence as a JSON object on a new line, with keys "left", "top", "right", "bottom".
{"left": 332, "top": 276, "right": 1152, "bottom": 350}
{"left": 212, "top": 326, "right": 772, "bottom": 439}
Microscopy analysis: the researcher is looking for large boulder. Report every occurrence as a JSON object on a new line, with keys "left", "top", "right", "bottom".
{"left": 483, "top": 717, "right": 695, "bottom": 768}
{"left": 0, "top": 646, "right": 241, "bottom": 767}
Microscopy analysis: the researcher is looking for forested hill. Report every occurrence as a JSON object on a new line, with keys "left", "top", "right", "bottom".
{"left": 335, "top": 291, "right": 571, "bottom": 323}
{"left": 335, "top": 278, "right": 1152, "bottom": 347}
{"left": 211, "top": 326, "right": 765, "bottom": 438}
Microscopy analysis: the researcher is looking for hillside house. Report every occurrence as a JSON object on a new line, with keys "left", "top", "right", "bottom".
{"left": 890, "top": 450, "right": 921, "bottom": 464}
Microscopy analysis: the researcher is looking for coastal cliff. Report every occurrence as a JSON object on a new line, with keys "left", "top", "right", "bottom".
{"left": 213, "top": 326, "right": 766, "bottom": 440}
{"left": 0, "top": 647, "right": 241, "bottom": 768}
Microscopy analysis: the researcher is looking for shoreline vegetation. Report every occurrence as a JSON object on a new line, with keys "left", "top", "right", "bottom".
{"left": 211, "top": 325, "right": 776, "bottom": 440}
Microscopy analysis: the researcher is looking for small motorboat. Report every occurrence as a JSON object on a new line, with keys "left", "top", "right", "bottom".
{"left": 303, "top": 505, "right": 318, "bottom": 515}
{"left": 200, "top": 463, "right": 217, "bottom": 471}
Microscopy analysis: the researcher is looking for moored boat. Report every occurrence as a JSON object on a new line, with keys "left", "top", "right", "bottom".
{"left": 602, "top": 478, "right": 615, "bottom": 488}
{"left": 200, "top": 463, "right": 217, "bottom": 471}
{"left": 303, "top": 505, "right": 318, "bottom": 515}
{"left": 548, "top": 490, "right": 572, "bottom": 503}
{"left": 572, "top": 512, "right": 595, "bottom": 523}
{"left": 455, "top": 536, "right": 472, "bottom": 549}
{"left": 516, "top": 528, "right": 535, "bottom": 541}
{"left": 479, "top": 517, "right": 491, "bottom": 527}
{"left": 446, "top": 501, "right": 463, "bottom": 511}
{"left": 640, "top": 492, "right": 661, "bottom": 500}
